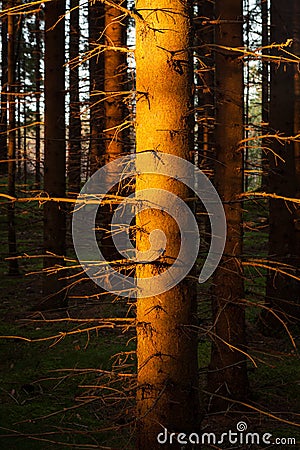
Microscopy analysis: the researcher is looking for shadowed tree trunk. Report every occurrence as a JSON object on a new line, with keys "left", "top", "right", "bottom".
{"left": 135, "top": 2, "right": 200, "bottom": 448}
{"left": 34, "top": 9, "right": 41, "bottom": 188}
{"left": 0, "top": 1, "right": 8, "bottom": 175}
{"left": 42, "top": 0, "right": 66, "bottom": 308}
{"left": 68, "top": 0, "right": 81, "bottom": 194}
{"left": 88, "top": 0, "right": 105, "bottom": 174}
{"left": 262, "top": 0, "right": 299, "bottom": 331}
{"left": 261, "top": 0, "right": 269, "bottom": 190}
{"left": 195, "top": 0, "right": 215, "bottom": 254}
{"left": 196, "top": 0, "right": 215, "bottom": 171}
{"left": 207, "top": 0, "right": 248, "bottom": 411}
{"left": 7, "top": 0, "right": 19, "bottom": 275}
{"left": 294, "top": 0, "right": 300, "bottom": 264}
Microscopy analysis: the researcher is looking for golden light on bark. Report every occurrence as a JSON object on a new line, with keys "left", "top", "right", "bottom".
{"left": 135, "top": 2, "right": 200, "bottom": 448}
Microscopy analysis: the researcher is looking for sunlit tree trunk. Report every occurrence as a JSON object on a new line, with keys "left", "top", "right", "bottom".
{"left": 263, "top": 0, "right": 298, "bottom": 331}
{"left": 207, "top": 0, "right": 248, "bottom": 411}
{"left": 101, "top": 0, "right": 128, "bottom": 262}
{"left": 7, "top": 1, "right": 19, "bottom": 275}
{"left": 68, "top": 0, "right": 81, "bottom": 194}
{"left": 135, "top": 2, "right": 200, "bottom": 448}
{"left": 42, "top": 0, "right": 66, "bottom": 307}
{"left": 0, "top": 1, "right": 8, "bottom": 175}
{"left": 88, "top": 0, "right": 105, "bottom": 174}
{"left": 104, "top": 0, "right": 127, "bottom": 161}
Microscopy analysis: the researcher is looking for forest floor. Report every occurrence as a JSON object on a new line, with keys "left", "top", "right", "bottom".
{"left": 0, "top": 179, "right": 299, "bottom": 449}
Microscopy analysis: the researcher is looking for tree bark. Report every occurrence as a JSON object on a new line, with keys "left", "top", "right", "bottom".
{"left": 104, "top": 0, "right": 127, "bottom": 162}
{"left": 196, "top": 0, "right": 215, "bottom": 171}
{"left": 68, "top": 0, "right": 81, "bottom": 194}
{"left": 0, "top": 1, "right": 8, "bottom": 175}
{"left": 294, "top": 0, "right": 300, "bottom": 262}
{"left": 42, "top": 0, "right": 66, "bottom": 307}
{"left": 262, "top": 0, "right": 299, "bottom": 331}
{"left": 135, "top": 2, "right": 200, "bottom": 448}
{"left": 261, "top": 0, "right": 269, "bottom": 190}
{"left": 207, "top": 0, "right": 248, "bottom": 411}
{"left": 7, "top": 0, "right": 19, "bottom": 275}
{"left": 88, "top": 1, "right": 105, "bottom": 174}
{"left": 35, "top": 10, "right": 41, "bottom": 188}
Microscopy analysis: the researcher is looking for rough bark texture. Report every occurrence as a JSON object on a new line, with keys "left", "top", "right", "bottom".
{"left": 207, "top": 0, "right": 248, "bottom": 411}
{"left": 135, "top": 2, "right": 200, "bottom": 448}
{"left": 0, "top": 2, "right": 8, "bottom": 174}
{"left": 89, "top": 1, "right": 105, "bottom": 174}
{"left": 263, "top": 0, "right": 299, "bottom": 331}
{"left": 68, "top": 0, "right": 81, "bottom": 194}
{"left": 7, "top": 1, "right": 19, "bottom": 275}
{"left": 42, "top": 0, "right": 66, "bottom": 307}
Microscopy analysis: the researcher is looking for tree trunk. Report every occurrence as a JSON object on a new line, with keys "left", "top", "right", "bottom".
{"left": 135, "top": 2, "right": 200, "bottom": 448}
{"left": 35, "top": 10, "right": 41, "bottom": 188}
{"left": 7, "top": 0, "right": 19, "bottom": 275}
{"left": 88, "top": 1, "right": 105, "bottom": 174}
{"left": 0, "top": 1, "right": 8, "bottom": 175}
{"left": 100, "top": 0, "right": 128, "bottom": 264}
{"left": 16, "top": 52, "right": 21, "bottom": 181}
{"left": 42, "top": 0, "right": 66, "bottom": 308}
{"left": 262, "top": 0, "right": 298, "bottom": 331}
{"left": 104, "top": 0, "right": 127, "bottom": 162}
{"left": 68, "top": 0, "right": 81, "bottom": 195}
{"left": 261, "top": 0, "right": 269, "bottom": 190}
{"left": 23, "top": 93, "right": 27, "bottom": 186}
{"left": 294, "top": 0, "right": 300, "bottom": 262}
{"left": 207, "top": 0, "right": 248, "bottom": 411}
{"left": 196, "top": 0, "right": 215, "bottom": 171}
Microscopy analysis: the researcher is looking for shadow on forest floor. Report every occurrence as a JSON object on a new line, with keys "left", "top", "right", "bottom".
{"left": 0, "top": 187, "right": 299, "bottom": 449}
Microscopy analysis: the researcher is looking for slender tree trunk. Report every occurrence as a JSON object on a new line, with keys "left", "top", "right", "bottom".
{"left": 294, "top": 0, "right": 300, "bottom": 260}
{"left": 196, "top": 0, "right": 215, "bottom": 172}
{"left": 16, "top": 55, "right": 21, "bottom": 180}
{"left": 261, "top": 0, "right": 269, "bottom": 190}
{"left": 196, "top": 0, "right": 215, "bottom": 253}
{"left": 23, "top": 94, "right": 27, "bottom": 186}
{"left": 100, "top": 0, "right": 128, "bottom": 263}
{"left": 262, "top": 0, "right": 298, "bottom": 331}
{"left": 135, "top": 2, "right": 200, "bottom": 448}
{"left": 88, "top": 1, "right": 105, "bottom": 174}
{"left": 68, "top": 0, "right": 81, "bottom": 194}
{"left": 295, "top": 1, "right": 300, "bottom": 183}
{"left": 7, "top": 1, "right": 19, "bottom": 275}
{"left": 207, "top": 0, "right": 248, "bottom": 411}
{"left": 42, "top": 0, "right": 66, "bottom": 307}
{"left": 0, "top": 1, "right": 8, "bottom": 174}
{"left": 104, "top": 0, "right": 127, "bottom": 162}
{"left": 35, "top": 10, "right": 41, "bottom": 188}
